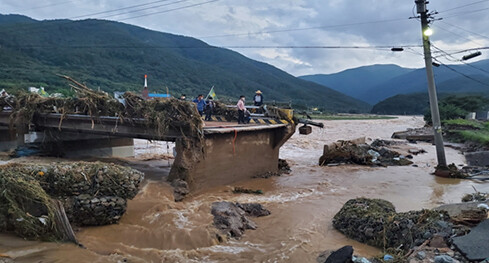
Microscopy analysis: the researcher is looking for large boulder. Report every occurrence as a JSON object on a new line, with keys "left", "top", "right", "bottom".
{"left": 211, "top": 201, "right": 270, "bottom": 238}
{"left": 333, "top": 198, "right": 451, "bottom": 251}
{"left": 320, "top": 246, "right": 354, "bottom": 263}
{"left": 319, "top": 140, "right": 412, "bottom": 167}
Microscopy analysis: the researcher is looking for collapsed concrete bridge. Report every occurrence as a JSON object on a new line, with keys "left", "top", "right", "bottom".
{"left": 0, "top": 111, "right": 296, "bottom": 191}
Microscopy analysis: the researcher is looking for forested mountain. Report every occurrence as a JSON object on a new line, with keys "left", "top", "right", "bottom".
{"left": 300, "top": 64, "right": 414, "bottom": 101}
{"left": 0, "top": 14, "right": 370, "bottom": 112}
{"left": 301, "top": 61, "right": 489, "bottom": 105}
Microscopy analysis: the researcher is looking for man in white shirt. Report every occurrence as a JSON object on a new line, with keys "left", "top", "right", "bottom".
{"left": 253, "top": 90, "right": 263, "bottom": 106}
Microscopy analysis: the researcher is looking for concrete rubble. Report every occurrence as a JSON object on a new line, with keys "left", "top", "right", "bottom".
{"left": 391, "top": 127, "right": 434, "bottom": 143}
{"left": 452, "top": 219, "right": 489, "bottom": 261}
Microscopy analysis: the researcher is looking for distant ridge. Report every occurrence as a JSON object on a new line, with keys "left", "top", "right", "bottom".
{"left": 300, "top": 64, "right": 414, "bottom": 102}
{"left": 300, "top": 61, "right": 489, "bottom": 104}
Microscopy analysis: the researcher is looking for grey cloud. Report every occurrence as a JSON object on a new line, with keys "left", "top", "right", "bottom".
{"left": 1, "top": 0, "right": 488, "bottom": 75}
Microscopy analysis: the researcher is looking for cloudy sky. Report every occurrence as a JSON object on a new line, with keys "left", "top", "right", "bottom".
{"left": 2, "top": 0, "right": 489, "bottom": 76}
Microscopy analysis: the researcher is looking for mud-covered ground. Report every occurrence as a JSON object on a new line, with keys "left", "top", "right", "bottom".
{"left": 1, "top": 116, "right": 488, "bottom": 263}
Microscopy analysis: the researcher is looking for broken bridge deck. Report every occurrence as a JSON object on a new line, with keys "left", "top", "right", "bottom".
{"left": 0, "top": 111, "right": 296, "bottom": 192}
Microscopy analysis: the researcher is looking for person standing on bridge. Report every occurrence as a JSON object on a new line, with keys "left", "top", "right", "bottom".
{"left": 253, "top": 90, "right": 264, "bottom": 106}
{"left": 205, "top": 96, "right": 215, "bottom": 121}
{"left": 193, "top": 94, "right": 206, "bottom": 116}
{"left": 237, "top": 95, "right": 248, "bottom": 124}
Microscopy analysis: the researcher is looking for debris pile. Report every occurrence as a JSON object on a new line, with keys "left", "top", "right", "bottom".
{"left": 461, "top": 191, "right": 488, "bottom": 202}
{"left": 434, "top": 164, "right": 469, "bottom": 179}
{"left": 0, "top": 161, "right": 144, "bottom": 240}
{"left": 213, "top": 102, "right": 238, "bottom": 121}
{"left": 11, "top": 162, "right": 144, "bottom": 199}
{"left": 278, "top": 158, "right": 291, "bottom": 173}
{"left": 5, "top": 75, "right": 203, "bottom": 143}
{"left": 0, "top": 172, "right": 61, "bottom": 241}
{"left": 333, "top": 198, "right": 452, "bottom": 251}
{"left": 211, "top": 201, "right": 270, "bottom": 238}
{"left": 319, "top": 140, "right": 413, "bottom": 167}
{"left": 451, "top": 209, "right": 488, "bottom": 227}
{"left": 232, "top": 187, "right": 263, "bottom": 195}
{"left": 0, "top": 95, "right": 15, "bottom": 111}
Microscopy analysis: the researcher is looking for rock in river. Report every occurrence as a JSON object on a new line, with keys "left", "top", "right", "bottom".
{"left": 211, "top": 201, "right": 270, "bottom": 238}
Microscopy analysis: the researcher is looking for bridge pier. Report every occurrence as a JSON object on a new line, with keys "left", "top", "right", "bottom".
{"left": 0, "top": 127, "right": 19, "bottom": 152}
{"left": 169, "top": 124, "right": 295, "bottom": 190}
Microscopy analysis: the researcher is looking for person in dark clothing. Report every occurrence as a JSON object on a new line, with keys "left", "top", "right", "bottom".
{"left": 253, "top": 90, "right": 264, "bottom": 106}
{"left": 192, "top": 94, "right": 206, "bottom": 116}
{"left": 205, "top": 96, "right": 215, "bottom": 121}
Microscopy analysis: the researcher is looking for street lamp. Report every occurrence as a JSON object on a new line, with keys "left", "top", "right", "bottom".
{"left": 423, "top": 27, "right": 433, "bottom": 36}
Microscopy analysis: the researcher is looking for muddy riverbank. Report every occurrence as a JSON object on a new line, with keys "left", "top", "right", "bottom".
{"left": 1, "top": 116, "right": 488, "bottom": 262}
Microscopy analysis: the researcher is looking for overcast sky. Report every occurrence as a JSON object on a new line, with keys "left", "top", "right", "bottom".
{"left": 2, "top": 0, "right": 489, "bottom": 76}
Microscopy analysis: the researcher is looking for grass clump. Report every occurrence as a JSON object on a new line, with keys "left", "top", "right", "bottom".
{"left": 452, "top": 130, "right": 489, "bottom": 146}
{"left": 0, "top": 171, "right": 60, "bottom": 241}
{"left": 442, "top": 119, "right": 483, "bottom": 129}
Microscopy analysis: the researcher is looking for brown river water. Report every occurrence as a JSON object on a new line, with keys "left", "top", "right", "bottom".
{"left": 1, "top": 116, "right": 488, "bottom": 262}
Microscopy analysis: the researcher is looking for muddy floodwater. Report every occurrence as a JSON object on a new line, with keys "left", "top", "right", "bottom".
{"left": 1, "top": 116, "right": 488, "bottom": 262}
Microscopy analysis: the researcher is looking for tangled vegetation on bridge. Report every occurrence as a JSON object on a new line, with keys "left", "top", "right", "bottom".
{"left": 2, "top": 75, "right": 204, "bottom": 142}
{"left": 3, "top": 75, "right": 205, "bottom": 194}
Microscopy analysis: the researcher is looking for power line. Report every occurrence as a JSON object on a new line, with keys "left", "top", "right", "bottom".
{"left": 441, "top": 6, "right": 489, "bottom": 19}
{"left": 198, "top": 17, "right": 409, "bottom": 39}
{"left": 0, "top": 44, "right": 422, "bottom": 50}
{"left": 96, "top": 0, "right": 192, "bottom": 20}
{"left": 0, "top": 0, "right": 219, "bottom": 34}
{"left": 117, "top": 0, "right": 219, "bottom": 21}
{"left": 439, "top": 21, "right": 489, "bottom": 41}
{"left": 8, "top": 0, "right": 76, "bottom": 13}
{"left": 431, "top": 44, "right": 489, "bottom": 75}
{"left": 438, "top": 0, "right": 489, "bottom": 13}
{"left": 432, "top": 23, "right": 485, "bottom": 47}
{"left": 448, "top": 46, "right": 489, "bottom": 55}
{"left": 70, "top": 0, "right": 177, "bottom": 19}
{"left": 432, "top": 57, "right": 489, "bottom": 88}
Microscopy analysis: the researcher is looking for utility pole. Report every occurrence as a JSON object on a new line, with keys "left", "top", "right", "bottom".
{"left": 415, "top": 0, "right": 447, "bottom": 167}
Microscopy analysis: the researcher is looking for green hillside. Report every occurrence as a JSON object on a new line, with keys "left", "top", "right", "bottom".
{"left": 0, "top": 14, "right": 370, "bottom": 112}
{"left": 371, "top": 92, "right": 489, "bottom": 115}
